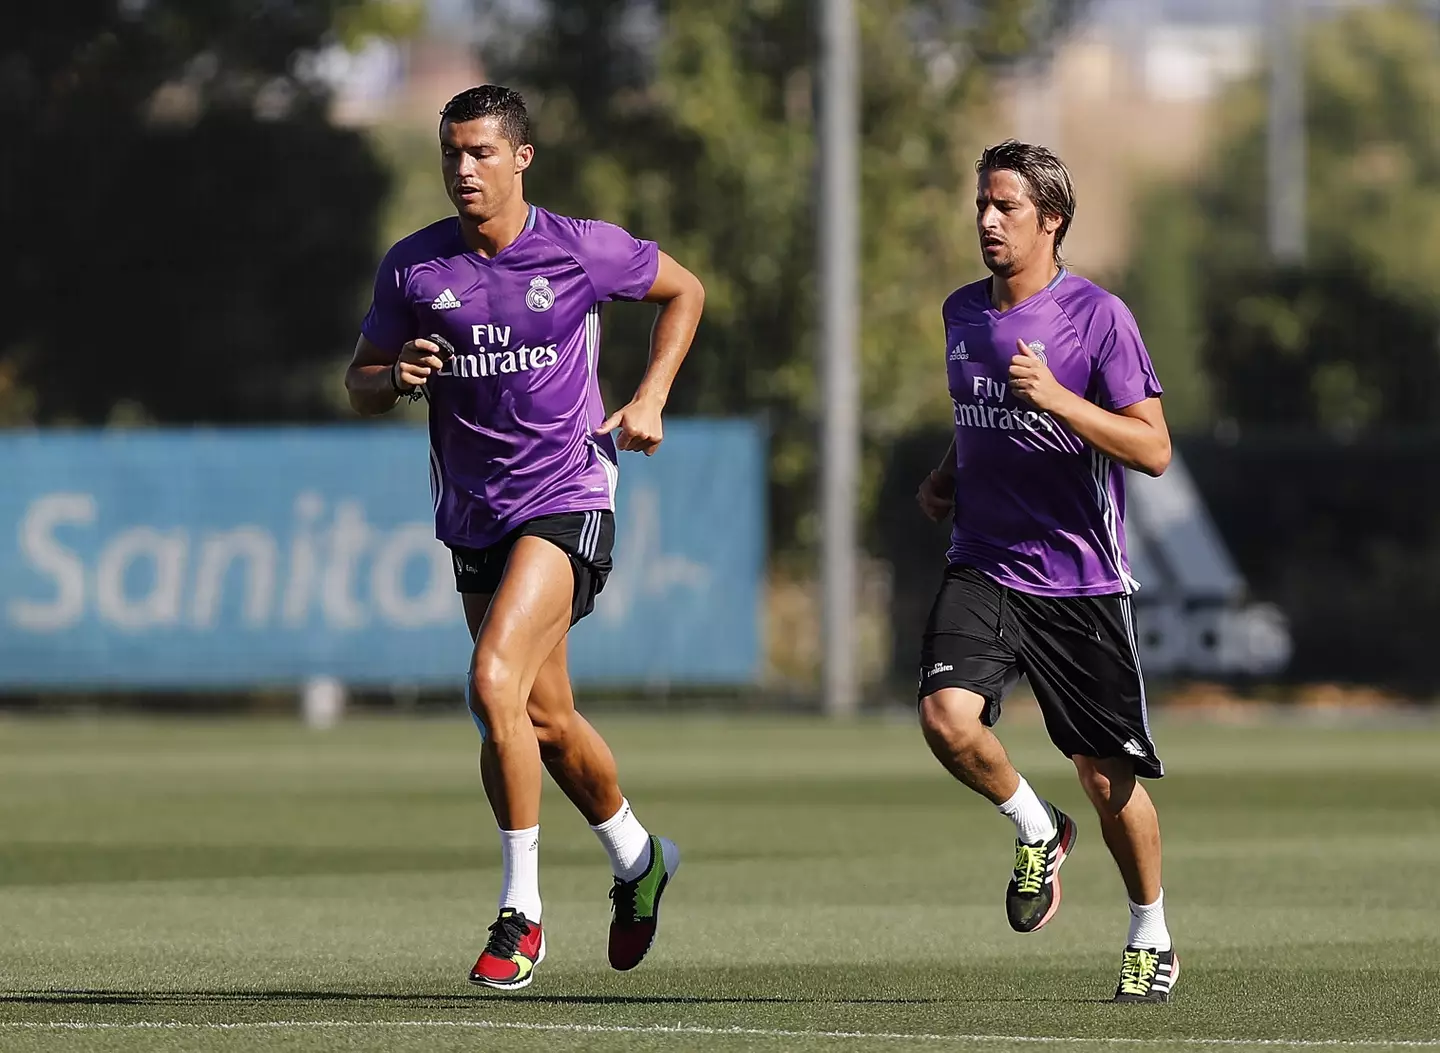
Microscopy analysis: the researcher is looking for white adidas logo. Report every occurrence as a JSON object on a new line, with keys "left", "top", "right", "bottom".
{"left": 431, "top": 288, "right": 462, "bottom": 311}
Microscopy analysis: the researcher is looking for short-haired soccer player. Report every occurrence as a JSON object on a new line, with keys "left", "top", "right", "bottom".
{"left": 345, "top": 85, "right": 704, "bottom": 991}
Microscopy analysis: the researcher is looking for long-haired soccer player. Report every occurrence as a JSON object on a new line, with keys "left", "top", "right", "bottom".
{"left": 914, "top": 140, "right": 1178, "bottom": 1002}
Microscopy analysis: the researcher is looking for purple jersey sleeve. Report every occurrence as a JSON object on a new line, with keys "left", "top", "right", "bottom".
{"left": 360, "top": 247, "right": 414, "bottom": 353}
{"left": 1093, "top": 299, "right": 1163, "bottom": 411}
{"left": 571, "top": 221, "right": 660, "bottom": 302}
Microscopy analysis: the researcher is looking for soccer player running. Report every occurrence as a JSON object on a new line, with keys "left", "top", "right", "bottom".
{"left": 914, "top": 140, "right": 1178, "bottom": 1003}
{"left": 344, "top": 86, "right": 704, "bottom": 991}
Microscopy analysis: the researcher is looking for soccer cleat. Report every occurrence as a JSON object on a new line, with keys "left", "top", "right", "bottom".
{"left": 468, "top": 909, "right": 545, "bottom": 991}
{"left": 1113, "top": 945, "right": 1179, "bottom": 1003}
{"left": 607, "top": 835, "right": 680, "bottom": 971}
{"left": 1006, "top": 805, "right": 1077, "bottom": 933}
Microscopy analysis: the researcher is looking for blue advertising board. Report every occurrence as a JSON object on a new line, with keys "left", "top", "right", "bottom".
{"left": 0, "top": 423, "right": 764, "bottom": 689}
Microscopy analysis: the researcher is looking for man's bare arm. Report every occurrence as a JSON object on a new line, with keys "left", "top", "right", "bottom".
{"left": 1048, "top": 396, "right": 1171, "bottom": 477}
{"left": 345, "top": 335, "right": 401, "bottom": 417}
{"left": 345, "top": 335, "right": 448, "bottom": 417}
{"left": 596, "top": 252, "right": 705, "bottom": 455}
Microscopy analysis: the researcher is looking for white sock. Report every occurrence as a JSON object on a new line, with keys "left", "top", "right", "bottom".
{"left": 590, "top": 798, "right": 653, "bottom": 882}
{"left": 498, "top": 825, "right": 541, "bottom": 922}
{"left": 1127, "top": 889, "right": 1171, "bottom": 951}
{"left": 997, "top": 777, "right": 1057, "bottom": 844}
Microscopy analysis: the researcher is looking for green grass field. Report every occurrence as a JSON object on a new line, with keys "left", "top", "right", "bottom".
{"left": 1, "top": 709, "right": 1437, "bottom": 1052}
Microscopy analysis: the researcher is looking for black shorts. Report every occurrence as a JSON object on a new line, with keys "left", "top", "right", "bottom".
{"left": 918, "top": 564, "right": 1163, "bottom": 778}
{"left": 447, "top": 511, "right": 615, "bottom": 626}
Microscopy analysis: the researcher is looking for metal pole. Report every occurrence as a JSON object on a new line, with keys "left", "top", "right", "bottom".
{"left": 818, "top": 0, "right": 860, "bottom": 717}
{"left": 1267, "top": 0, "right": 1306, "bottom": 262}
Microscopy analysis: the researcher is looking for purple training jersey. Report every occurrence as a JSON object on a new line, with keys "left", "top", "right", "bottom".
{"left": 943, "top": 271, "right": 1163, "bottom": 597}
{"left": 362, "top": 206, "right": 659, "bottom": 550}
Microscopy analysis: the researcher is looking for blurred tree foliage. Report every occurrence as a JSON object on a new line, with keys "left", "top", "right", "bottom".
{"left": 1120, "top": 3, "right": 1440, "bottom": 436}
{"left": 483, "top": 0, "right": 1087, "bottom": 556}
{"left": 0, "top": 0, "right": 409, "bottom": 425}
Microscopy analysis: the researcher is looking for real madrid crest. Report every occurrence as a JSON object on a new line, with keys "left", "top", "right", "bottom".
{"left": 526, "top": 275, "right": 555, "bottom": 312}
{"left": 1026, "top": 340, "right": 1047, "bottom": 363}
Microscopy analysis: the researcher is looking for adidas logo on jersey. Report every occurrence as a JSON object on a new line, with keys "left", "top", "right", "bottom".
{"left": 431, "top": 288, "right": 463, "bottom": 310}
{"left": 949, "top": 341, "right": 969, "bottom": 362}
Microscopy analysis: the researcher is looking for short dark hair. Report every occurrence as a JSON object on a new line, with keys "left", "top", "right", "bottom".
{"left": 976, "top": 140, "right": 1076, "bottom": 262}
{"left": 439, "top": 85, "right": 531, "bottom": 148}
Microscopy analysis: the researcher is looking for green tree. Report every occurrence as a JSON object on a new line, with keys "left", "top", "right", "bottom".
{"left": 485, "top": 0, "right": 1086, "bottom": 555}
{"left": 1121, "top": 3, "right": 1440, "bottom": 435}
{"left": 1115, "top": 182, "right": 1209, "bottom": 429}
{"left": 0, "top": 0, "right": 413, "bottom": 425}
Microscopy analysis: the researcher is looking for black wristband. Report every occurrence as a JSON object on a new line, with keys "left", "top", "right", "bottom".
{"left": 390, "top": 359, "right": 413, "bottom": 399}
{"left": 390, "top": 359, "right": 424, "bottom": 402}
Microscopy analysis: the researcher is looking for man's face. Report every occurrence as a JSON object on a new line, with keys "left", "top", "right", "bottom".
{"left": 975, "top": 168, "right": 1057, "bottom": 277}
{"left": 440, "top": 116, "right": 533, "bottom": 222}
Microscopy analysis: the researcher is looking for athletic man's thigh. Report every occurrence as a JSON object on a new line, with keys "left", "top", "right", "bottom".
{"left": 917, "top": 565, "right": 1021, "bottom": 725}
{"left": 472, "top": 537, "right": 575, "bottom": 693}
{"left": 513, "top": 511, "right": 615, "bottom": 626}
{"left": 457, "top": 524, "right": 580, "bottom": 743}
{"left": 1012, "top": 591, "right": 1163, "bottom": 778}
{"left": 461, "top": 592, "right": 492, "bottom": 640}
{"left": 465, "top": 594, "right": 573, "bottom": 707}
{"left": 462, "top": 593, "right": 573, "bottom": 739}
{"left": 526, "top": 637, "right": 577, "bottom": 724}
{"left": 451, "top": 510, "right": 615, "bottom": 629}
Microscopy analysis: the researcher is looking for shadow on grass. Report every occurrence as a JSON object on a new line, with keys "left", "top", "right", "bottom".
{"left": 0, "top": 988, "right": 1101, "bottom": 1008}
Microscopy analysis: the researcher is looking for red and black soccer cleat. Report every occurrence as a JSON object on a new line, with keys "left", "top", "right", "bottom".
{"left": 469, "top": 909, "right": 545, "bottom": 991}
